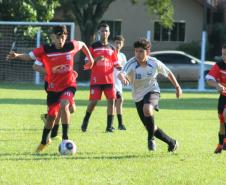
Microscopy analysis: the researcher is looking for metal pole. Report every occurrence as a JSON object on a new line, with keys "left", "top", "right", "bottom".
{"left": 35, "top": 30, "right": 41, "bottom": 85}
{"left": 198, "top": 0, "right": 207, "bottom": 91}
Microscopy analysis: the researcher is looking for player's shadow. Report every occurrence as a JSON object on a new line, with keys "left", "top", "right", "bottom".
{"left": 0, "top": 152, "right": 173, "bottom": 161}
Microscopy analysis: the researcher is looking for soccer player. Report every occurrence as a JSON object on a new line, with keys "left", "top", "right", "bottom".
{"left": 113, "top": 35, "right": 127, "bottom": 130}
{"left": 118, "top": 39, "right": 182, "bottom": 152}
{"left": 81, "top": 23, "right": 121, "bottom": 132}
{"left": 206, "top": 44, "right": 226, "bottom": 154}
{"left": 7, "top": 25, "right": 94, "bottom": 153}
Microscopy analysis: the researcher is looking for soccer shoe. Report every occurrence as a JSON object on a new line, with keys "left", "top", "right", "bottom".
{"left": 35, "top": 139, "right": 52, "bottom": 153}
{"left": 214, "top": 144, "right": 223, "bottom": 154}
{"left": 105, "top": 127, "right": 114, "bottom": 133}
{"left": 168, "top": 140, "right": 179, "bottom": 152}
{"left": 148, "top": 139, "right": 156, "bottom": 151}
{"left": 118, "top": 124, "right": 126, "bottom": 130}
{"left": 223, "top": 143, "right": 226, "bottom": 150}
{"left": 40, "top": 113, "right": 47, "bottom": 124}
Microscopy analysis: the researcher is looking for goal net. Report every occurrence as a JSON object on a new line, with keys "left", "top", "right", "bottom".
{"left": 0, "top": 21, "right": 75, "bottom": 84}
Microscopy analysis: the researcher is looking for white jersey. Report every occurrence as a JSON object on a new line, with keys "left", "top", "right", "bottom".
{"left": 114, "top": 52, "right": 127, "bottom": 93}
{"left": 122, "top": 56, "right": 170, "bottom": 102}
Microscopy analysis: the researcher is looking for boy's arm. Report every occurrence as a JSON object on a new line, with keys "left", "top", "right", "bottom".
{"left": 6, "top": 51, "right": 33, "bottom": 61}
{"left": 80, "top": 43, "right": 94, "bottom": 70}
{"left": 167, "top": 71, "right": 182, "bottom": 98}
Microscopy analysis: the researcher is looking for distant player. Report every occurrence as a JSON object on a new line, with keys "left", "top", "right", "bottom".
{"left": 81, "top": 23, "right": 121, "bottom": 133}
{"left": 7, "top": 25, "right": 94, "bottom": 153}
{"left": 206, "top": 44, "right": 226, "bottom": 154}
{"left": 118, "top": 39, "right": 182, "bottom": 152}
{"left": 113, "top": 35, "right": 127, "bottom": 130}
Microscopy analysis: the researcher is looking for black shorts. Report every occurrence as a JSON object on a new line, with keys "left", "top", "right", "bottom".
{"left": 218, "top": 94, "right": 226, "bottom": 114}
{"left": 135, "top": 92, "right": 160, "bottom": 112}
{"left": 47, "top": 87, "right": 76, "bottom": 106}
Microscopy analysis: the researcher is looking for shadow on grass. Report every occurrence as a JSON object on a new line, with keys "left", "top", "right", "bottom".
{"left": 0, "top": 97, "right": 217, "bottom": 110}
{"left": 0, "top": 151, "right": 177, "bottom": 161}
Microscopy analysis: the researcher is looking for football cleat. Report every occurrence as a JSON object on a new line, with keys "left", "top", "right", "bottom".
{"left": 35, "top": 139, "right": 52, "bottom": 153}
{"left": 148, "top": 139, "right": 156, "bottom": 151}
{"left": 214, "top": 144, "right": 223, "bottom": 154}
{"left": 118, "top": 124, "right": 126, "bottom": 130}
{"left": 168, "top": 140, "right": 179, "bottom": 152}
{"left": 105, "top": 127, "right": 114, "bottom": 133}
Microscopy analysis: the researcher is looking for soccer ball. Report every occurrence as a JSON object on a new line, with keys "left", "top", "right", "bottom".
{"left": 59, "top": 140, "right": 77, "bottom": 155}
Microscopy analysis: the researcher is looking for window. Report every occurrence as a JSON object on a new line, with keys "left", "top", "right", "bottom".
{"left": 101, "top": 20, "right": 122, "bottom": 40}
{"left": 154, "top": 22, "right": 185, "bottom": 42}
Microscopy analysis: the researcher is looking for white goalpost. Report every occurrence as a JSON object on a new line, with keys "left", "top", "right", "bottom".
{"left": 0, "top": 21, "right": 75, "bottom": 84}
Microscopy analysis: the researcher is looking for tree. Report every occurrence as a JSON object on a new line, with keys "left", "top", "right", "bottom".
{"left": 58, "top": 0, "right": 174, "bottom": 80}
{"left": 59, "top": 0, "right": 174, "bottom": 46}
{"left": 0, "top": 0, "right": 60, "bottom": 21}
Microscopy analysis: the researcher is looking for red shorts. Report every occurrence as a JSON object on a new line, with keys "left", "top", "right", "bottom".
{"left": 47, "top": 87, "right": 76, "bottom": 117}
{"left": 89, "top": 84, "right": 116, "bottom": 100}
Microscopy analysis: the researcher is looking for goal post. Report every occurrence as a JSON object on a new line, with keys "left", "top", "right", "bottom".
{"left": 0, "top": 21, "right": 75, "bottom": 84}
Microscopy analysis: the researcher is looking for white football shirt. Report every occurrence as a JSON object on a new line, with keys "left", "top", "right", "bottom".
{"left": 122, "top": 56, "right": 170, "bottom": 102}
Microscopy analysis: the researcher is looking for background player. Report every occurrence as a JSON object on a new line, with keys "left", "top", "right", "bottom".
{"left": 113, "top": 35, "right": 127, "bottom": 130}
{"left": 81, "top": 23, "right": 121, "bottom": 133}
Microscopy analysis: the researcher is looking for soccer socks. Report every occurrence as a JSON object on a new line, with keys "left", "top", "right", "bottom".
{"left": 51, "top": 124, "right": 59, "bottom": 138}
{"left": 219, "top": 133, "right": 224, "bottom": 145}
{"left": 117, "top": 114, "right": 123, "bottom": 126}
{"left": 154, "top": 128, "right": 173, "bottom": 145}
{"left": 62, "top": 124, "right": 69, "bottom": 140}
{"left": 84, "top": 111, "right": 91, "bottom": 123}
{"left": 41, "top": 128, "right": 51, "bottom": 144}
{"left": 144, "top": 116, "right": 155, "bottom": 140}
{"left": 107, "top": 115, "right": 114, "bottom": 129}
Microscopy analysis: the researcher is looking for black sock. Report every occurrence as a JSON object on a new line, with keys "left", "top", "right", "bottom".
{"left": 144, "top": 116, "right": 155, "bottom": 140}
{"left": 107, "top": 115, "right": 114, "bottom": 128}
{"left": 62, "top": 124, "right": 69, "bottom": 140}
{"left": 219, "top": 133, "right": 224, "bottom": 145}
{"left": 224, "top": 123, "right": 226, "bottom": 140}
{"left": 154, "top": 128, "right": 173, "bottom": 145}
{"left": 83, "top": 111, "right": 91, "bottom": 123}
{"left": 51, "top": 124, "right": 59, "bottom": 138}
{"left": 117, "top": 114, "right": 123, "bottom": 126}
{"left": 41, "top": 128, "right": 51, "bottom": 144}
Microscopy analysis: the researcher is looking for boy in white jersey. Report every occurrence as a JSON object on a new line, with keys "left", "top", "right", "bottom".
{"left": 118, "top": 39, "right": 182, "bottom": 152}
{"left": 113, "top": 35, "right": 127, "bottom": 130}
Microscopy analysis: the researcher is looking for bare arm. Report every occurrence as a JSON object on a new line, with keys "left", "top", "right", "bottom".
{"left": 167, "top": 71, "right": 182, "bottom": 98}
{"left": 118, "top": 72, "right": 129, "bottom": 86}
{"left": 6, "top": 51, "right": 33, "bottom": 61}
{"left": 80, "top": 43, "right": 94, "bottom": 70}
{"left": 207, "top": 80, "right": 226, "bottom": 93}
{"left": 32, "top": 64, "right": 46, "bottom": 74}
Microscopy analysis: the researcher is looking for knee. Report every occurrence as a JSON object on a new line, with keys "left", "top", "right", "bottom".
{"left": 143, "top": 105, "right": 154, "bottom": 117}
{"left": 69, "top": 104, "right": 76, "bottom": 113}
{"left": 60, "top": 100, "right": 70, "bottom": 112}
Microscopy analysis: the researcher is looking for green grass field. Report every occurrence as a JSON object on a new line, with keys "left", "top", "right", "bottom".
{"left": 0, "top": 83, "right": 225, "bottom": 185}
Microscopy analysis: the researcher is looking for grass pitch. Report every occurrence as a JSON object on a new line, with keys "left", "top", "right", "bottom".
{"left": 0, "top": 83, "right": 225, "bottom": 185}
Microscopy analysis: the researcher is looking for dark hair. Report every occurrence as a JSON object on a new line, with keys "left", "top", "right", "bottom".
{"left": 223, "top": 44, "right": 226, "bottom": 49}
{"left": 113, "top": 35, "right": 125, "bottom": 42}
{"left": 133, "top": 38, "right": 151, "bottom": 50}
{"left": 52, "top": 25, "right": 67, "bottom": 35}
{"left": 98, "top": 23, "right": 110, "bottom": 30}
